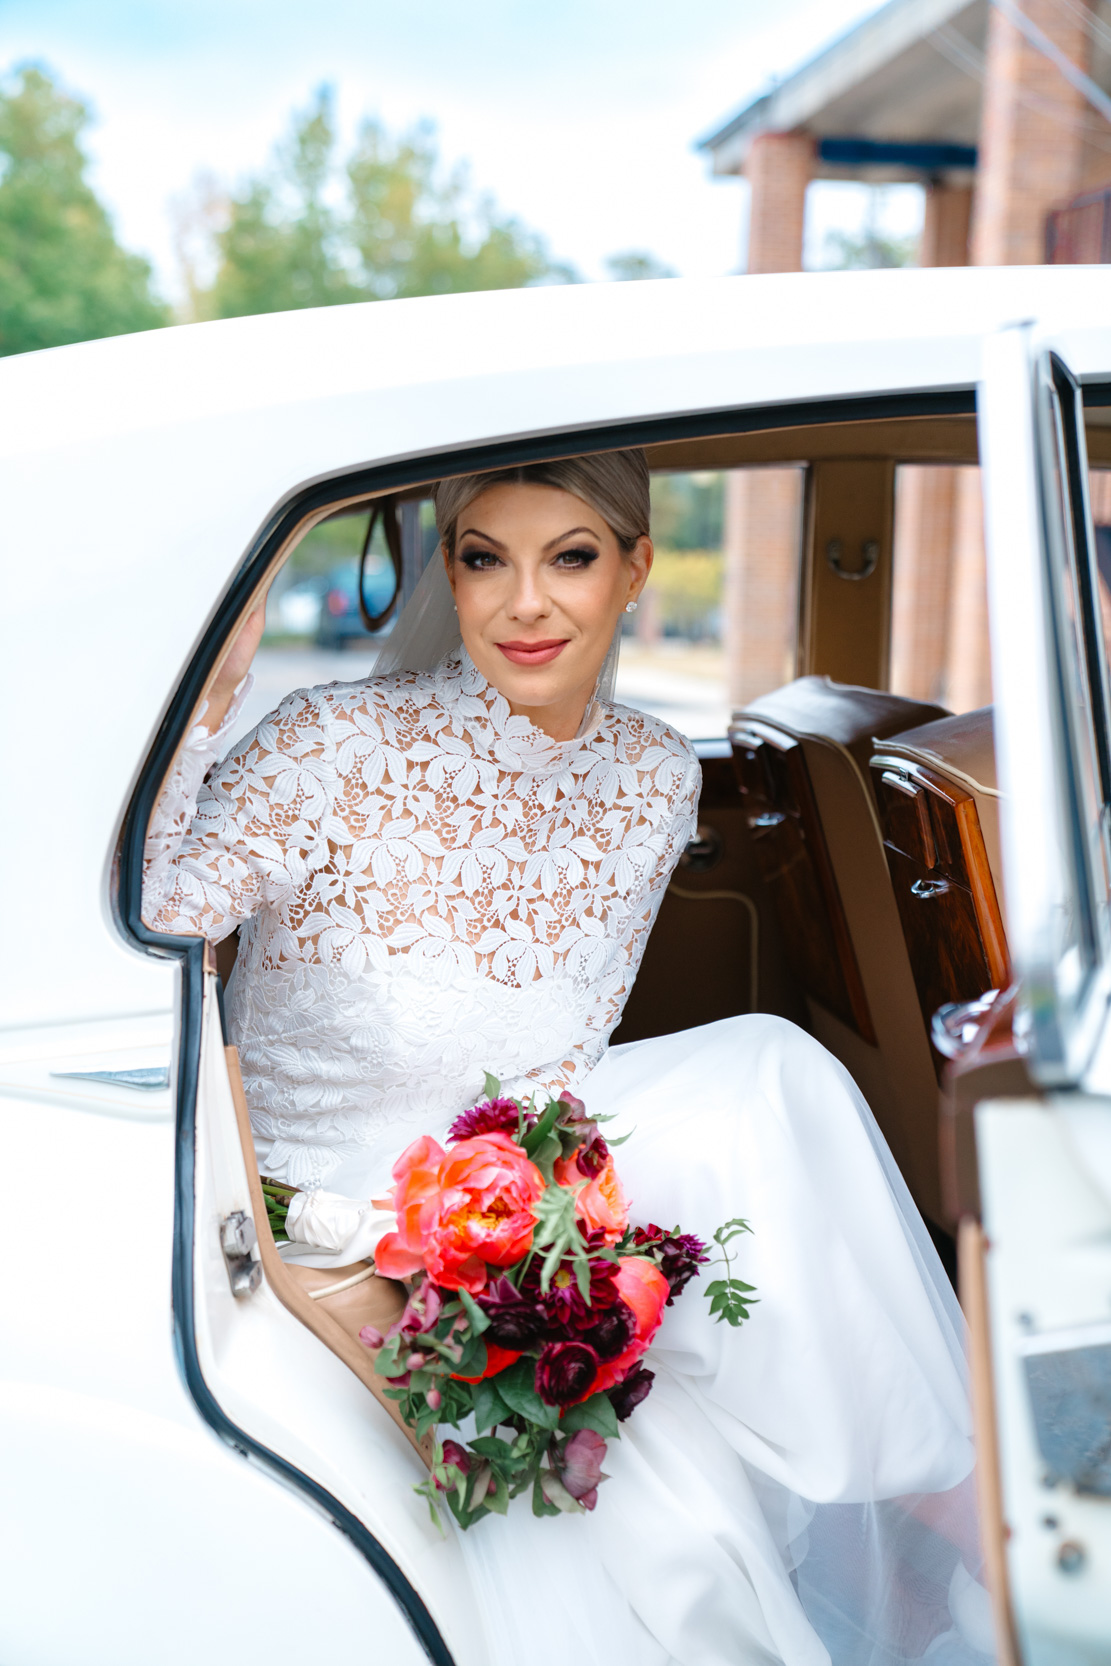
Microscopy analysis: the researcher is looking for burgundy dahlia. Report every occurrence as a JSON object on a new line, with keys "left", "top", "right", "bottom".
{"left": 581, "top": 1298, "right": 637, "bottom": 1362}
{"left": 522, "top": 1256, "right": 622, "bottom": 1332}
{"left": 447, "top": 1096, "right": 527, "bottom": 1142}
{"left": 476, "top": 1276, "right": 550, "bottom": 1348}
{"left": 534, "top": 1340, "right": 601, "bottom": 1407}
{"left": 608, "top": 1364, "right": 655, "bottom": 1422}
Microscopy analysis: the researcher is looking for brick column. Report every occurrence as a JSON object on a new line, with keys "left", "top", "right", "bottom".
{"left": 972, "top": 0, "right": 1091, "bottom": 266}
{"left": 945, "top": 470, "right": 992, "bottom": 711}
{"left": 919, "top": 181, "right": 973, "bottom": 266}
{"left": 888, "top": 184, "right": 973, "bottom": 702}
{"left": 725, "top": 131, "right": 813, "bottom": 711}
{"left": 744, "top": 130, "right": 814, "bottom": 273}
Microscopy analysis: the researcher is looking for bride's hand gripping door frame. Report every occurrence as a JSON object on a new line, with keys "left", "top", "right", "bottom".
{"left": 975, "top": 323, "right": 1111, "bottom": 1660}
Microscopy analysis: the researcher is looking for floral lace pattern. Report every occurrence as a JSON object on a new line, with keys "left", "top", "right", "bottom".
{"left": 143, "top": 652, "right": 699, "bottom": 1193}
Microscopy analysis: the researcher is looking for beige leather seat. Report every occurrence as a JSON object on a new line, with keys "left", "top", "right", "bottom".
{"left": 730, "top": 676, "right": 950, "bottom": 1225}
{"left": 869, "top": 707, "right": 1008, "bottom": 1054}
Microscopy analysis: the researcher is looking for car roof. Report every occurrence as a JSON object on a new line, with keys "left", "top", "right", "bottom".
{"left": 3, "top": 266, "right": 1111, "bottom": 463}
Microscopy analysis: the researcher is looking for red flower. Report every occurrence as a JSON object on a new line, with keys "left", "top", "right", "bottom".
{"left": 374, "top": 1132, "right": 545, "bottom": 1293}
{"left": 589, "top": 1258, "right": 669, "bottom": 1394}
{"left": 452, "top": 1341, "right": 523, "bottom": 1384}
{"left": 535, "top": 1340, "right": 601, "bottom": 1406}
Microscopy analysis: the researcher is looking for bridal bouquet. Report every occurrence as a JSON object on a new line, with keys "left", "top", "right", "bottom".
{"left": 358, "top": 1076, "right": 757, "bottom": 1530}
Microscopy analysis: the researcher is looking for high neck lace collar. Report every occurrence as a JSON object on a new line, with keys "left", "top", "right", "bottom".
{"left": 437, "top": 649, "right": 608, "bottom": 774}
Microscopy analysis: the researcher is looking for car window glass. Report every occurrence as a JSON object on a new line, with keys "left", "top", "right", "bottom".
{"left": 1037, "top": 363, "right": 1111, "bottom": 1027}
{"left": 889, "top": 463, "right": 987, "bottom": 712}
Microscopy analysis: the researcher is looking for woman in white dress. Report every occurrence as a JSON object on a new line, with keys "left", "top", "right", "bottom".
{"left": 144, "top": 450, "right": 994, "bottom": 1666}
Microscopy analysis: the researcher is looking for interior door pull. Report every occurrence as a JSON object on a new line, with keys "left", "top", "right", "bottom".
{"left": 911, "top": 877, "right": 949, "bottom": 899}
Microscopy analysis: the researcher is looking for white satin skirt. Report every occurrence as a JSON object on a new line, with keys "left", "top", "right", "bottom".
{"left": 453, "top": 1015, "right": 995, "bottom": 1666}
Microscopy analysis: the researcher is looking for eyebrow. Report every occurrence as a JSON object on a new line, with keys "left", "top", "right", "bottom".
{"left": 457, "top": 525, "right": 601, "bottom": 552}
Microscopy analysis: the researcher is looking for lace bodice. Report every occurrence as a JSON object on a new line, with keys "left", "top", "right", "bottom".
{"left": 143, "top": 651, "right": 699, "bottom": 1195}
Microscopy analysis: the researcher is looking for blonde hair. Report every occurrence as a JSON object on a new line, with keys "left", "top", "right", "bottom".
{"left": 432, "top": 449, "right": 650, "bottom": 559}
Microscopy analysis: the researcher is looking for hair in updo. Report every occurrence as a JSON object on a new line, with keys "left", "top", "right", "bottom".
{"left": 432, "top": 449, "right": 650, "bottom": 560}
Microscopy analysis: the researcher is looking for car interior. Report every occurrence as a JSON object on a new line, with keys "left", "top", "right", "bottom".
{"left": 154, "top": 396, "right": 1111, "bottom": 1495}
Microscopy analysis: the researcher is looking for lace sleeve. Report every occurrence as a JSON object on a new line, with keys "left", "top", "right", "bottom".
{"left": 141, "top": 679, "right": 334, "bottom": 942}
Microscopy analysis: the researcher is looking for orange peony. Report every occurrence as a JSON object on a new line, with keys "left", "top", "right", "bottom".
{"left": 589, "top": 1257, "right": 669, "bottom": 1394}
{"left": 374, "top": 1131, "right": 545, "bottom": 1294}
{"left": 553, "top": 1150, "right": 629, "bottom": 1246}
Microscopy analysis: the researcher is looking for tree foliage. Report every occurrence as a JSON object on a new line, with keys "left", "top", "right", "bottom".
{"left": 604, "top": 249, "right": 676, "bottom": 282}
{"left": 201, "top": 88, "right": 568, "bottom": 320}
{"left": 0, "top": 65, "right": 168, "bottom": 356}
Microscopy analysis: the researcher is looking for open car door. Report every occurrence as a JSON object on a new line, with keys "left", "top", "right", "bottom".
{"left": 974, "top": 324, "right": 1111, "bottom": 1661}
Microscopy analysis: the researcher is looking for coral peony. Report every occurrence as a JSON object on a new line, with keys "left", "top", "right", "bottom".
{"left": 589, "top": 1257, "right": 669, "bottom": 1394}
{"left": 553, "top": 1150, "right": 629, "bottom": 1246}
{"left": 374, "top": 1132, "right": 544, "bottom": 1293}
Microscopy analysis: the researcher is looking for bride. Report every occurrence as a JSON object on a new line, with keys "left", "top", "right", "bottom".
{"left": 144, "top": 449, "right": 994, "bottom": 1666}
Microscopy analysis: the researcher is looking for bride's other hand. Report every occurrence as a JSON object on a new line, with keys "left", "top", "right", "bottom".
{"left": 199, "top": 592, "right": 268, "bottom": 735}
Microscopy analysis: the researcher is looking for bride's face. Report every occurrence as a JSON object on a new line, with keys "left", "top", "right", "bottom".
{"left": 446, "top": 482, "right": 652, "bottom": 739}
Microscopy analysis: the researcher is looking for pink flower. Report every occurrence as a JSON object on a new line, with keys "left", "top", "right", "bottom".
{"left": 557, "top": 1428, "right": 608, "bottom": 1509}
{"left": 374, "top": 1132, "right": 545, "bottom": 1293}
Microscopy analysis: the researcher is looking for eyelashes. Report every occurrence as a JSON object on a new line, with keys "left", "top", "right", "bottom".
{"left": 457, "top": 546, "right": 600, "bottom": 572}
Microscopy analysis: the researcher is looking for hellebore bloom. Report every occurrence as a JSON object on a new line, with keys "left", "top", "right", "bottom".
{"left": 608, "top": 1364, "right": 655, "bottom": 1421}
{"left": 557, "top": 1427, "right": 608, "bottom": 1509}
{"left": 374, "top": 1132, "right": 545, "bottom": 1293}
{"left": 534, "top": 1340, "right": 601, "bottom": 1407}
{"left": 435, "top": 1439, "right": 472, "bottom": 1492}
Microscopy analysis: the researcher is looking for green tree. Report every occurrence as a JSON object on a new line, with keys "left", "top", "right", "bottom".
{"left": 202, "top": 88, "right": 570, "bottom": 320}
{"left": 0, "top": 65, "right": 167, "bottom": 356}
{"left": 604, "top": 249, "right": 677, "bottom": 282}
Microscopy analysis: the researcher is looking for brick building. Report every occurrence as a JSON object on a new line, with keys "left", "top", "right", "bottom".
{"left": 698, "top": 0, "right": 1111, "bottom": 711}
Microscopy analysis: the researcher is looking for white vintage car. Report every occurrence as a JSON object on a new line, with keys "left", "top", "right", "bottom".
{"left": 3, "top": 269, "right": 1111, "bottom": 1664}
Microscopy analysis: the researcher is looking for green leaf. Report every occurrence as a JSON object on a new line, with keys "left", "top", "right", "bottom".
{"left": 559, "top": 1393, "right": 620, "bottom": 1438}
{"left": 468, "top": 1435, "right": 515, "bottom": 1460}
{"left": 483, "top": 1071, "right": 502, "bottom": 1101}
{"left": 472, "top": 1377, "right": 511, "bottom": 1433}
{"left": 456, "top": 1286, "right": 490, "bottom": 1336}
{"left": 454, "top": 1336, "right": 488, "bottom": 1379}
{"left": 496, "top": 1359, "right": 561, "bottom": 1430}
{"left": 521, "top": 1094, "right": 563, "bottom": 1160}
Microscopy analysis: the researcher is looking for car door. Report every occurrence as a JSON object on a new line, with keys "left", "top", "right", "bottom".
{"left": 973, "top": 323, "right": 1111, "bottom": 1662}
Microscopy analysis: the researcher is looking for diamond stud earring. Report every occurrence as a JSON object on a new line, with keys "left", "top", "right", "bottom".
{"left": 625, "top": 600, "right": 638, "bottom": 613}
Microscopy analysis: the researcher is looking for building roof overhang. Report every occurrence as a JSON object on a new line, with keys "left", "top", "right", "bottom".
{"left": 701, "top": 0, "right": 1111, "bottom": 182}
{"left": 699, "top": 0, "right": 991, "bottom": 180}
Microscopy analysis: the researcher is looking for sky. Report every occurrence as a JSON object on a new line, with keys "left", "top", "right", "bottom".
{"left": 0, "top": 0, "right": 925, "bottom": 305}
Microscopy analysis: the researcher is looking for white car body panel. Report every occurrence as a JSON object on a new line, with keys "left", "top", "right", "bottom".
{"left": 5, "top": 267, "right": 1111, "bottom": 1661}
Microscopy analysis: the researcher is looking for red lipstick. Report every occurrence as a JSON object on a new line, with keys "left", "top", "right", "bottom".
{"left": 496, "top": 638, "right": 569, "bottom": 667}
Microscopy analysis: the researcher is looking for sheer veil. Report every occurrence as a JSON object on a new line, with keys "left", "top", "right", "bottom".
{"left": 372, "top": 550, "right": 623, "bottom": 703}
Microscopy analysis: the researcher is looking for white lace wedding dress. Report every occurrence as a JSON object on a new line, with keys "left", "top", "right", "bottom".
{"left": 144, "top": 649, "right": 993, "bottom": 1666}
